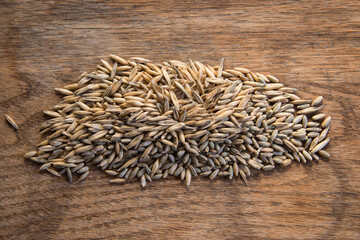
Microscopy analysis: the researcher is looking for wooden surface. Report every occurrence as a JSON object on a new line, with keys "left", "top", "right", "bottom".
{"left": 1, "top": 0, "right": 360, "bottom": 239}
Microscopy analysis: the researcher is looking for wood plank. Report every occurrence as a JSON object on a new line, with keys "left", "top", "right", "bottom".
{"left": 0, "top": 0, "right": 359, "bottom": 239}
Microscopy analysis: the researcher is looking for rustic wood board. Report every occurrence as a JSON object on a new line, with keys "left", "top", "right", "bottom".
{"left": 1, "top": 0, "right": 359, "bottom": 239}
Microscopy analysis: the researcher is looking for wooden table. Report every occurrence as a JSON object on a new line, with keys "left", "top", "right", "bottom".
{"left": 1, "top": 0, "right": 359, "bottom": 239}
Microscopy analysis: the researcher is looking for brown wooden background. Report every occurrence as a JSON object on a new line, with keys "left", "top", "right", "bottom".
{"left": 1, "top": 0, "right": 359, "bottom": 239}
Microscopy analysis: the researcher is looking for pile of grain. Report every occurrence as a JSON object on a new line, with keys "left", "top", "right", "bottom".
{"left": 24, "top": 55, "right": 331, "bottom": 187}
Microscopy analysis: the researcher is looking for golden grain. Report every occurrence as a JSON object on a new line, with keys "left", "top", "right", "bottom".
{"left": 5, "top": 114, "right": 19, "bottom": 130}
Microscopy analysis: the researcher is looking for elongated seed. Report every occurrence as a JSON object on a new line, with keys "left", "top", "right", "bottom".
{"left": 185, "top": 168, "right": 191, "bottom": 187}
{"left": 311, "top": 138, "right": 330, "bottom": 154}
{"left": 262, "top": 165, "right": 275, "bottom": 171}
{"left": 24, "top": 151, "right": 37, "bottom": 158}
{"left": 40, "top": 163, "right": 51, "bottom": 171}
{"left": 312, "top": 114, "right": 326, "bottom": 121}
{"left": 318, "top": 150, "right": 330, "bottom": 158}
{"left": 110, "top": 178, "right": 126, "bottom": 184}
{"left": 66, "top": 168, "right": 72, "bottom": 182}
{"left": 321, "top": 116, "right": 331, "bottom": 128}
{"left": 281, "top": 159, "right": 292, "bottom": 166}
{"left": 47, "top": 168, "right": 61, "bottom": 177}
{"left": 311, "top": 96, "right": 323, "bottom": 106}
{"left": 78, "top": 171, "right": 89, "bottom": 181}
{"left": 209, "top": 169, "right": 219, "bottom": 180}
{"left": 140, "top": 175, "right": 146, "bottom": 188}
{"left": 5, "top": 114, "right": 18, "bottom": 130}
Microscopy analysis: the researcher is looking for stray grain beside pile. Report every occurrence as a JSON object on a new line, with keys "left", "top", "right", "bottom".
{"left": 5, "top": 114, "right": 19, "bottom": 130}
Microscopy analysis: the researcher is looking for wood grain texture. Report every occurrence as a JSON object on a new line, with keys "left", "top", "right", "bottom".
{"left": 1, "top": 0, "right": 360, "bottom": 239}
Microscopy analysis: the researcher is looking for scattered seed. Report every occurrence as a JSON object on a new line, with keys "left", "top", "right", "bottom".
{"left": 311, "top": 138, "right": 330, "bottom": 154}
{"left": 185, "top": 168, "right": 191, "bottom": 187}
{"left": 47, "top": 168, "right": 61, "bottom": 177}
{"left": 5, "top": 114, "right": 19, "bottom": 130}
{"left": 24, "top": 151, "right": 37, "bottom": 158}
{"left": 262, "top": 165, "right": 275, "bottom": 171}
{"left": 40, "top": 163, "right": 51, "bottom": 171}
{"left": 110, "top": 178, "right": 126, "bottom": 184}
{"left": 78, "top": 171, "right": 89, "bottom": 181}
{"left": 281, "top": 159, "right": 292, "bottom": 167}
{"left": 318, "top": 150, "right": 330, "bottom": 158}
{"left": 311, "top": 96, "right": 323, "bottom": 106}
{"left": 140, "top": 175, "right": 146, "bottom": 188}
{"left": 312, "top": 114, "right": 326, "bottom": 121}
{"left": 321, "top": 116, "right": 331, "bottom": 128}
{"left": 209, "top": 169, "right": 219, "bottom": 180}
